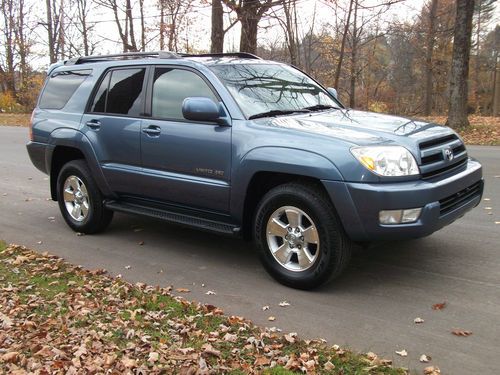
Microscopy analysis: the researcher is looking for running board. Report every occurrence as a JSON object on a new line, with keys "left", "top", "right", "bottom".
{"left": 104, "top": 201, "right": 240, "bottom": 236}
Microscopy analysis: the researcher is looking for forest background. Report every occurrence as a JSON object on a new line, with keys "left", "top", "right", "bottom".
{"left": 1, "top": 0, "right": 499, "bottom": 132}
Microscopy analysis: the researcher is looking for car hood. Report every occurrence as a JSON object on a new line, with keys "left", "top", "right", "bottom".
{"left": 266, "top": 108, "right": 454, "bottom": 146}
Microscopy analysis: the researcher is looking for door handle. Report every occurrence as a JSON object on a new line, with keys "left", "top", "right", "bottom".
{"left": 142, "top": 126, "right": 161, "bottom": 137}
{"left": 86, "top": 120, "right": 101, "bottom": 130}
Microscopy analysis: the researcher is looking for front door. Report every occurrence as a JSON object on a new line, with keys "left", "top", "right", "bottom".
{"left": 139, "top": 66, "right": 231, "bottom": 213}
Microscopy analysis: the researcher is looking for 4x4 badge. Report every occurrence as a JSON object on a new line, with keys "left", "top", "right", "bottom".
{"left": 444, "top": 148, "right": 454, "bottom": 162}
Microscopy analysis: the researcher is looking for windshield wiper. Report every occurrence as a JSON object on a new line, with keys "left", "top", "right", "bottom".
{"left": 248, "top": 109, "right": 310, "bottom": 120}
{"left": 302, "top": 104, "right": 337, "bottom": 112}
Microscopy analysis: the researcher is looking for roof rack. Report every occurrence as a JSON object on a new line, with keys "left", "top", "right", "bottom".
{"left": 180, "top": 52, "right": 262, "bottom": 60}
{"left": 64, "top": 51, "right": 261, "bottom": 65}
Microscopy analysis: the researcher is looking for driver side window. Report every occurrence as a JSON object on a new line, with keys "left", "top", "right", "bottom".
{"left": 152, "top": 68, "right": 218, "bottom": 120}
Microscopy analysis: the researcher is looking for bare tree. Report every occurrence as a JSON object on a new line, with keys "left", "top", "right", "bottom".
{"left": 211, "top": 0, "right": 224, "bottom": 53}
{"left": 424, "top": 0, "right": 438, "bottom": 115}
{"left": 95, "top": 0, "right": 138, "bottom": 52}
{"left": 446, "top": 0, "right": 475, "bottom": 129}
{"left": 223, "top": 0, "right": 282, "bottom": 54}
{"left": 1, "top": 0, "right": 16, "bottom": 93}
{"left": 157, "top": 0, "right": 195, "bottom": 52}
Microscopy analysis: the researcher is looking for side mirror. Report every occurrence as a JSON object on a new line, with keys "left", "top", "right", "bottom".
{"left": 327, "top": 87, "right": 338, "bottom": 99}
{"left": 182, "top": 97, "right": 229, "bottom": 125}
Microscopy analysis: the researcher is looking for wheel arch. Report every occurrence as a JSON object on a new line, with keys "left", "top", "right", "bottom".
{"left": 48, "top": 128, "right": 113, "bottom": 200}
{"left": 232, "top": 147, "right": 344, "bottom": 239}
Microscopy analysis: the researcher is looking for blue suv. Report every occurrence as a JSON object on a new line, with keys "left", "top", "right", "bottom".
{"left": 27, "top": 52, "right": 483, "bottom": 289}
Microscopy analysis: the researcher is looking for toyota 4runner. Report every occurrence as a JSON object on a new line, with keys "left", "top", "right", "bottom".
{"left": 27, "top": 52, "right": 484, "bottom": 289}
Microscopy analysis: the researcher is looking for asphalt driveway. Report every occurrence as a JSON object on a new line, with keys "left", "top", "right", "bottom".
{"left": 1, "top": 126, "right": 499, "bottom": 374}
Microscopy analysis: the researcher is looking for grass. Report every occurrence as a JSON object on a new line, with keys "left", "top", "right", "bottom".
{"left": 0, "top": 242, "right": 409, "bottom": 374}
{"left": 1, "top": 112, "right": 498, "bottom": 145}
{"left": 0, "top": 113, "right": 31, "bottom": 127}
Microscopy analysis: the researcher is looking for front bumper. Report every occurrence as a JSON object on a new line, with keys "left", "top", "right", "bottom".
{"left": 322, "top": 159, "right": 483, "bottom": 241}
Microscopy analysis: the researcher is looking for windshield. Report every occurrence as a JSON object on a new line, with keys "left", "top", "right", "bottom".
{"left": 210, "top": 63, "right": 340, "bottom": 119}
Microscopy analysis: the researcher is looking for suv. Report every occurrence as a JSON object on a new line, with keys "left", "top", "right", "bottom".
{"left": 27, "top": 52, "right": 483, "bottom": 289}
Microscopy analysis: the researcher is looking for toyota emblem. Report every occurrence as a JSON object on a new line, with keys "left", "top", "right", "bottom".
{"left": 443, "top": 148, "right": 454, "bottom": 162}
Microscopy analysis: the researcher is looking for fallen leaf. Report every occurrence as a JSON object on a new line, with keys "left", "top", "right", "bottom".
{"left": 262, "top": 305, "right": 270, "bottom": 311}
{"left": 148, "top": 352, "right": 159, "bottom": 362}
{"left": 223, "top": 333, "right": 238, "bottom": 342}
{"left": 395, "top": 349, "right": 408, "bottom": 357}
{"left": 483, "top": 198, "right": 490, "bottom": 201}
{"left": 205, "top": 290, "right": 216, "bottom": 295}
{"left": 125, "top": 265, "right": 131, "bottom": 270}
{"left": 284, "top": 332, "right": 297, "bottom": 343}
{"left": 1, "top": 351, "right": 19, "bottom": 363}
{"left": 138, "top": 241, "right": 144, "bottom": 246}
{"left": 451, "top": 329, "right": 472, "bottom": 337}
{"left": 484, "top": 207, "right": 493, "bottom": 210}
{"left": 424, "top": 366, "right": 441, "bottom": 375}
{"left": 279, "top": 301, "right": 290, "bottom": 307}
{"left": 420, "top": 354, "right": 431, "bottom": 363}
{"left": 0, "top": 312, "right": 13, "bottom": 329}
{"left": 495, "top": 221, "right": 500, "bottom": 225}
{"left": 254, "top": 355, "right": 271, "bottom": 366}
{"left": 366, "top": 352, "right": 377, "bottom": 361}
{"left": 414, "top": 317, "right": 425, "bottom": 324}
{"left": 121, "top": 356, "right": 136, "bottom": 368}
{"left": 176, "top": 288, "right": 190, "bottom": 293}
{"left": 432, "top": 302, "right": 446, "bottom": 310}
{"left": 268, "top": 316, "right": 276, "bottom": 321}
{"left": 324, "top": 361, "right": 335, "bottom": 370}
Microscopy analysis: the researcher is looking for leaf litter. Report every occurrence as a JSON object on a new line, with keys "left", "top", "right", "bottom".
{"left": 0, "top": 243, "right": 408, "bottom": 374}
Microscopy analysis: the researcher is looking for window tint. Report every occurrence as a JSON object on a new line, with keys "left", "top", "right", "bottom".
{"left": 90, "top": 71, "right": 110, "bottom": 113}
{"left": 152, "top": 68, "right": 217, "bottom": 120}
{"left": 90, "top": 68, "right": 145, "bottom": 116}
{"left": 39, "top": 70, "right": 91, "bottom": 109}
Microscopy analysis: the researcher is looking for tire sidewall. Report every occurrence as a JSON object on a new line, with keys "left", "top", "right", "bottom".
{"left": 255, "top": 186, "right": 343, "bottom": 289}
{"left": 57, "top": 161, "right": 97, "bottom": 232}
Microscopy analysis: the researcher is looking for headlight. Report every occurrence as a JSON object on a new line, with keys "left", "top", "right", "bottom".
{"left": 351, "top": 146, "right": 419, "bottom": 177}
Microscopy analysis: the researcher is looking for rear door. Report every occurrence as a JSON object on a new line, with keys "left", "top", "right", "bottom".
{"left": 81, "top": 67, "right": 148, "bottom": 196}
{"left": 139, "top": 66, "right": 231, "bottom": 213}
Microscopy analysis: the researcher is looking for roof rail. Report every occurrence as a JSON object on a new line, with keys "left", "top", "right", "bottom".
{"left": 181, "top": 52, "right": 261, "bottom": 60}
{"left": 65, "top": 51, "right": 181, "bottom": 65}
{"left": 64, "top": 51, "right": 262, "bottom": 66}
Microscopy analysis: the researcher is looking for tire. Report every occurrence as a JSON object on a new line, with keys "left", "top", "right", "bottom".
{"left": 254, "top": 182, "right": 351, "bottom": 289}
{"left": 56, "top": 159, "right": 113, "bottom": 234}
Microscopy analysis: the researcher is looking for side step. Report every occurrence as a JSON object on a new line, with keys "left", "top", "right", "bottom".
{"left": 104, "top": 201, "right": 240, "bottom": 236}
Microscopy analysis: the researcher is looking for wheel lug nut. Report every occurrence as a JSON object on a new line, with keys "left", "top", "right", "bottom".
{"left": 300, "top": 236, "right": 304, "bottom": 241}
{"left": 297, "top": 245, "right": 302, "bottom": 249}
{"left": 287, "top": 227, "right": 292, "bottom": 232}
{"left": 295, "top": 228, "right": 300, "bottom": 233}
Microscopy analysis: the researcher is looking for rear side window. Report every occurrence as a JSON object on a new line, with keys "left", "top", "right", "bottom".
{"left": 39, "top": 70, "right": 91, "bottom": 109}
{"left": 90, "top": 68, "right": 146, "bottom": 116}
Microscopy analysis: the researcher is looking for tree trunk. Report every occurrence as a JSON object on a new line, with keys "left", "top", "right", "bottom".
{"left": 239, "top": 8, "right": 259, "bottom": 53}
{"left": 334, "top": 0, "right": 354, "bottom": 89}
{"left": 424, "top": 0, "right": 438, "bottom": 116}
{"left": 446, "top": 0, "right": 475, "bottom": 129}
{"left": 46, "top": 0, "right": 56, "bottom": 63}
{"left": 473, "top": 2, "right": 481, "bottom": 113}
{"left": 139, "top": 0, "right": 145, "bottom": 51}
{"left": 211, "top": 0, "right": 224, "bottom": 53}
{"left": 349, "top": 0, "right": 358, "bottom": 108}
{"left": 493, "top": 52, "right": 500, "bottom": 115}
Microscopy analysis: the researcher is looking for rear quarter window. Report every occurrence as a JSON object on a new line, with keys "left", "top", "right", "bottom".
{"left": 39, "top": 69, "right": 92, "bottom": 109}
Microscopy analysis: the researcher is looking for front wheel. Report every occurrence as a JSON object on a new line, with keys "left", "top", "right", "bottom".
{"left": 254, "top": 183, "right": 351, "bottom": 289}
{"left": 57, "top": 160, "right": 113, "bottom": 234}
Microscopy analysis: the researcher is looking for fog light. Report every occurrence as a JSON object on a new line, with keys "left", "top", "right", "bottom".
{"left": 379, "top": 208, "right": 422, "bottom": 225}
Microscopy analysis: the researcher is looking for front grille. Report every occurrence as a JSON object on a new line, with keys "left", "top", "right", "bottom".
{"left": 439, "top": 181, "right": 482, "bottom": 216}
{"left": 418, "top": 134, "right": 468, "bottom": 180}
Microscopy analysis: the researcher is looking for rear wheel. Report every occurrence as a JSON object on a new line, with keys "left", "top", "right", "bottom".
{"left": 254, "top": 183, "right": 351, "bottom": 289}
{"left": 57, "top": 160, "right": 113, "bottom": 234}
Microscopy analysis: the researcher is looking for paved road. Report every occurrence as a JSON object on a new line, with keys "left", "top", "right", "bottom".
{"left": 1, "top": 126, "right": 499, "bottom": 374}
